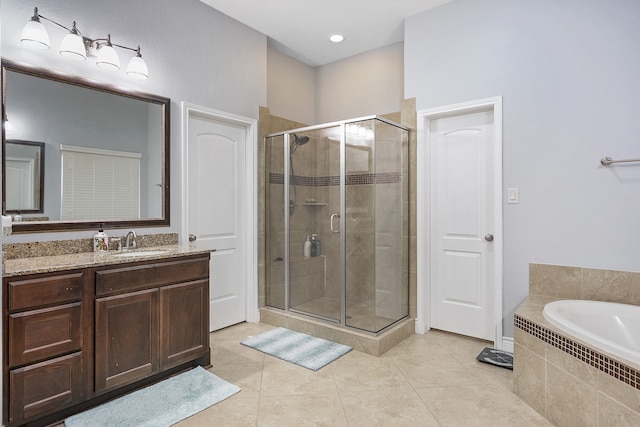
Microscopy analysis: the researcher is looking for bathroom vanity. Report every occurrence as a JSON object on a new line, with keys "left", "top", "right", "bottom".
{"left": 2, "top": 247, "right": 213, "bottom": 427}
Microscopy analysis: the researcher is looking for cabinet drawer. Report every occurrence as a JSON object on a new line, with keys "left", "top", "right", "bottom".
{"left": 7, "top": 272, "right": 84, "bottom": 311}
{"left": 95, "top": 256, "right": 209, "bottom": 296}
{"left": 9, "top": 352, "right": 83, "bottom": 426}
{"left": 9, "top": 303, "right": 82, "bottom": 367}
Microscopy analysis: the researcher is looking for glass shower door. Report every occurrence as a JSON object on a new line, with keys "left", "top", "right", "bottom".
{"left": 344, "top": 119, "right": 409, "bottom": 332}
{"left": 288, "top": 126, "right": 342, "bottom": 322}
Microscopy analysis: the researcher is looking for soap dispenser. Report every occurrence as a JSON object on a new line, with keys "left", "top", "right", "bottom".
{"left": 94, "top": 224, "right": 109, "bottom": 252}
{"left": 303, "top": 235, "right": 311, "bottom": 257}
{"left": 310, "top": 234, "right": 320, "bottom": 257}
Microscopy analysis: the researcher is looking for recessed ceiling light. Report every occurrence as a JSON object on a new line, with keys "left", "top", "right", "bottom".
{"left": 329, "top": 33, "right": 345, "bottom": 43}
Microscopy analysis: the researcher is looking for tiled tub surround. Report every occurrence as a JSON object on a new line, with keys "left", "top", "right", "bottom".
{"left": 514, "top": 263, "right": 640, "bottom": 426}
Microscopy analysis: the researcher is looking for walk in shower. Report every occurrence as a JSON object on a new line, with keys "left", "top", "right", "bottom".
{"left": 264, "top": 116, "right": 410, "bottom": 334}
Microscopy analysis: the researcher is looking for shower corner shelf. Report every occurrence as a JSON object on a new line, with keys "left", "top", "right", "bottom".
{"left": 303, "top": 202, "right": 327, "bottom": 207}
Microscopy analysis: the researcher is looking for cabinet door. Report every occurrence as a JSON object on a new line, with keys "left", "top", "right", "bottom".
{"left": 95, "top": 288, "right": 159, "bottom": 393}
{"left": 9, "top": 352, "right": 83, "bottom": 426}
{"left": 159, "top": 279, "right": 209, "bottom": 369}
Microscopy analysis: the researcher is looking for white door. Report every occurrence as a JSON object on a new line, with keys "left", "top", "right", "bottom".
{"left": 428, "top": 109, "right": 496, "bottom": 341}
{"left": 6, "top": 158, "right": 35, "bottom": 210}
{"left": 187, "top": 113, "right": 246, "bottom": 331}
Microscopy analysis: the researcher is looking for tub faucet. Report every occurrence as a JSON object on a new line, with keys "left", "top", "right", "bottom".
{"left": 124, "top": 230, "right": 137, "bottom": 250}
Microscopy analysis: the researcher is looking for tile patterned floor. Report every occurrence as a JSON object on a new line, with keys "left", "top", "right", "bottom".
{"left": 175, "top": 322, "right": 552, "bottom": 426}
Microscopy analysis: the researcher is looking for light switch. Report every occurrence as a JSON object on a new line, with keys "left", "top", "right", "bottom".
{"left": 507, "top": 188, "right": 519, "bottom": 204}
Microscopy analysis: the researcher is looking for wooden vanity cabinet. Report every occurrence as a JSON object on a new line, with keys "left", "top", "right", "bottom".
{"left": 4, "top": 271, "right": 87, "bottom": 426}
{"left": 3, "top": 253, "right": 211, "bottom": 427}
{"left": 94, "top": 255, "right": 210, "bottom": 394}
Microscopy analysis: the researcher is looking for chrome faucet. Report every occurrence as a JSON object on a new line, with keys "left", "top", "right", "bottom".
{"left": 124, "top": 230, "right": 137, "bottom": 250}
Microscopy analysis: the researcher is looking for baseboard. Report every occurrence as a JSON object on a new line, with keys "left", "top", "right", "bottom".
{"left": 502, "top": 336, "right": 514, "bottom": 353}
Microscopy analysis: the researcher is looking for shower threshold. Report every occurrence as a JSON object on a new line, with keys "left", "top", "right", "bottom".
{"left": 260, "top": 307, "right": 414, "bottom": 356}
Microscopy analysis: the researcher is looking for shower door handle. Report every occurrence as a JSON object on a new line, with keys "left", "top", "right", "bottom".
{"left": 330, "top": 214, "right": 341, "bottom": 234}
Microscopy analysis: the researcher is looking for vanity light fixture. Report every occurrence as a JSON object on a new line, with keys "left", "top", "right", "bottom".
{"left": 20, "top": 8, "right": 50, "bottom": 49}
{"left": 20, "top": 7, "right": 149, "bottom": 80}
{"left": 95, "top": 34, "right": 120, "bottom": 70}
{"left": 126, "top": 47, "right": 149, "bottom": 80}
{"left": 59, "top": 21, "right": 86, "bottom": 60}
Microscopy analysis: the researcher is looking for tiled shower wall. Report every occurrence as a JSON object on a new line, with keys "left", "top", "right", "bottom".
{"left": 257, "top": 101, "right": 417, "bottom": 323}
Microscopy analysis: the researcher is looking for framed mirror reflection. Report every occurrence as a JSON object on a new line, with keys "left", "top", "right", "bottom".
{"left": 5, "top": 139, "right": 44, "bottom": 215}
{"left": 1, "top": 59, "right": 170, "bottom": 233}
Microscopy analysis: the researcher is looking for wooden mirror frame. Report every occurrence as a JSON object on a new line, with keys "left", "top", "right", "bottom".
{"left": 5, "top": 139, "right": 45, "bottom": 214}
{"left": 1, "top": 59, "right": 170, "bottom": 233}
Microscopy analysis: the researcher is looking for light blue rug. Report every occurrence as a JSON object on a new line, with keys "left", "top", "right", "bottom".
{"left": 241, "top": 327, "right": 352, "bottom": 370}
{"left": 65, "top": 366, "right": 240, "bottom": 427}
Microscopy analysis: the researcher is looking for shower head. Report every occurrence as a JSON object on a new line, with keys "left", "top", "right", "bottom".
{"left": 293, "top": 133, "right": 310, "bottom": 145}
{"left": 290, "top": 133, "right": 310, "bottom": 156}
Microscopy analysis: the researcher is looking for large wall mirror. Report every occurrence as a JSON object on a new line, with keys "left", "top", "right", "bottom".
{"left": 2, "top": 59, "right": 170, "bottom": 233}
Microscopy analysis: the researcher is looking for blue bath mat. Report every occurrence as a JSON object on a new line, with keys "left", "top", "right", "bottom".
{"left": 65, "top": 366, "right": 240, "bottom": 427}
{"left": 476, "top": 347, "right": 513, "bottom": 370}
{"left": 240, "top": 327, "right": 352, "bottom": 370}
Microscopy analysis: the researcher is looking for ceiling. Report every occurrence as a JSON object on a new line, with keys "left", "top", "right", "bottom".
{"left": 199, "top": 0, "right": 454, "bottom": 66}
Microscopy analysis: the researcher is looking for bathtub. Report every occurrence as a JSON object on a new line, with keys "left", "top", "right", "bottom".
{"left": 543, "top": 299, "right": 640, "bottom": 366}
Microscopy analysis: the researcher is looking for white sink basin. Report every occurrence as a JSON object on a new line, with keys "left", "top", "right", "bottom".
{"left": 111, "top": 249, "right": 170, "bottom": 258}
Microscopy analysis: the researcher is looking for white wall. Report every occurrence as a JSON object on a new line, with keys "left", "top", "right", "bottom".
{"left": 1, "top": 0, "right": 267, "bottom": 243}
{"left": 267, "top": 45, "right": 315, "bottom": 125}
{"left": 315, "top": 42, "right": 404, "bottom": 124}
{"left": 405, "top": 0, "right": 640, "bottom": 337}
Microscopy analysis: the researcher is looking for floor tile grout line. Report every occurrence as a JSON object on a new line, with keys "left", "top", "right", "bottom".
{"left": 198, "top": 323, "right": 550, "bottom": 426}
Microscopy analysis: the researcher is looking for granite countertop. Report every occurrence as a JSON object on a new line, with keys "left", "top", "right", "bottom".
{"left": 3, "top": 244, "right": 216, "bottom": 278}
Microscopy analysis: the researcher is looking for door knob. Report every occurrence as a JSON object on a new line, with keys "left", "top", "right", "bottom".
{"left": 189, "top": 234, "right": 197, "bottom": 242}
{"left": 484, "top": 234, "right": 494, "bottom": 242}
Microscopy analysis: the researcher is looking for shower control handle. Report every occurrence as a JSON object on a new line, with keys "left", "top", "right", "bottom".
{"left": 330, "top": 214, "right": 341, "bottom": 234}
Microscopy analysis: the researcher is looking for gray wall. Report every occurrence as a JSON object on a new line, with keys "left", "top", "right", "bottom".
{"left": 1, "top": 0, "right": 267, "bottom": 242}
{"left": 405, "top": 0, "right": 640, "bottom": 336}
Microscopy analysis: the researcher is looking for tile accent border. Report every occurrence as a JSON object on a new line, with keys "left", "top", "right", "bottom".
{"left": 515, "top": 314, "right": 639, "bottom": 390}
{"left": 269, "top": 172, "right": 401, "bottom": 186}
